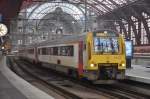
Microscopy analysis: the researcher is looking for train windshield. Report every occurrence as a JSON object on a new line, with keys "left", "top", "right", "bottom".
{"left": 93, "top": 37, "right": 119, "bottom": 54}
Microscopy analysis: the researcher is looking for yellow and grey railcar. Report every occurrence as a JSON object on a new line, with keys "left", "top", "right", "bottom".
{"left": 19, "top": 29, "right": 126, "bottom": 84}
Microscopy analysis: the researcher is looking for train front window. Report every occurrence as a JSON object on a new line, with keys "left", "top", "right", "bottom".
{"left": 94, "top": 37, "right": 119, "bottom": 54}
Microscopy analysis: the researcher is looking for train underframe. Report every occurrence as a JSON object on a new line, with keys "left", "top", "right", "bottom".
{"left": 40, "top": 62, "right": 125, "bottom": 84}
{"left": 20, "top": 57, "right": 125, "bottom": 84}
{"left": 84, "top": 66, "right": 125, "bottom": 81}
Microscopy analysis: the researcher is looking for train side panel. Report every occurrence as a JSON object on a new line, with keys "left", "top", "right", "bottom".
{"left": 37, "top": 43, "right": 81, "bottom": 75}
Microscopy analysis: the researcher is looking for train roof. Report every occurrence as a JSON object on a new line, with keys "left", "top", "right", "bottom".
{"left": 22, "top": 33, "right": 86, "bottom": 48}
{"left": 20, "top": 29, "right": 120, "bottom": 49}
{"left": 93, "top": 29, "right": 118, "bottom": 33}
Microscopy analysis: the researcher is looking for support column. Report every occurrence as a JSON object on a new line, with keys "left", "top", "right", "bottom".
{"left": 127, "top": 17, "right": 140, "bottom": 45}
{"left": 128, "top": 22, "right": 131, "bottom": 39}
{"left": 138, "top": 20, "right": 142, "bottom": 45}
{"left": 118, "top": 21, "right": 128, "bottom": 38}
{"left": 140, "top": 14, "right": 150, "bottom": 44}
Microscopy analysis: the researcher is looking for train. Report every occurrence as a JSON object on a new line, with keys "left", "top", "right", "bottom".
{"left": 18, "top": 29, "right": 126, "bottom": 84}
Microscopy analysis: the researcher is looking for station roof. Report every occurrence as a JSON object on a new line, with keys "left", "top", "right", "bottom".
{"left": 21, "top": 0, "right": 138, "bottom": 20}
{"left": 66, "top": 0, "right": 137, "bottom": 14}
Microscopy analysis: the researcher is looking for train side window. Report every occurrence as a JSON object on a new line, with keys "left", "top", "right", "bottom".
{"left": 58, "top": 46, "right": 74, "bottom": 56}
{"left": 60, "top": 46, "right": 66, "bottom": 56}
{"left": 59, "top": 46, "right": 63, "bottom": 56}
{"left": 58, "top": 47, "right": 61, "bottom": 56}
{"left": 68, "top": 46, "right": 74, "bottom": 56}
{"left": 51, "top": 47, "right": 54, "bottom": 55}
{"left": 64, "top": 46, "right": 74, "bottom": 56}
{"left": 46, "top": 47, "right": 49, "bottom": 55}
{"left": 42, "top": 48, "right": 46, "bottom": 55}
{"left": 49, "top": 47, "right": 51, "bottom": 55}
{"left": 53, "top": 47, "right": 58, "bottom": 56}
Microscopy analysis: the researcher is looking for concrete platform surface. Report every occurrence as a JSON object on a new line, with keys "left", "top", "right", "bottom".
{"left": 0, "top": 56, "right": 54, "bottom": 99}
{"left": 0, "top": 72, "right": 27, "bottom": 99}
{"left": 126, "top": 64, "right": 150, "bottom": 84}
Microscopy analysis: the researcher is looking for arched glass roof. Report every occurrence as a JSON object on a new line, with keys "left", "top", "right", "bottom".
{"left": 27, "top": 3, "right": 84, "bottom": 20}
{"left": 67, "top": 0, "right": 137, "bottom": 13}
{"left": 21, "top": 0, "right": 137, "bottom": 20}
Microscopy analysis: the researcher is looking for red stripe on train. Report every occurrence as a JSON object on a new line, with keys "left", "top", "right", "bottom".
{"left": 78, "top": 41, "right": 83, "bottom": 76}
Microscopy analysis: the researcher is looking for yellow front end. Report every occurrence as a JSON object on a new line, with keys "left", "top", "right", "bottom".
{"left": 84, "top": 31, "right": 126, "bottom": 81}
{"left": 84, "top": 55, "right": 126, "bottom": 81}
{"left": 87, "top": 55, "right": 126, "bottom": 70}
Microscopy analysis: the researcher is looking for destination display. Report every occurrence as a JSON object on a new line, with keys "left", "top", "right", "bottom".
{"left": 94, "top": 37, "right": 119, "bottom": 53}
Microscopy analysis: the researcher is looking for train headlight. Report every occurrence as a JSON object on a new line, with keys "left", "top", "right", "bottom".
{"left": 90, "top": 64, "right": 94, "bottom": 67}
{"left": 122, "top": 63, "right": 125, "bottom": 67}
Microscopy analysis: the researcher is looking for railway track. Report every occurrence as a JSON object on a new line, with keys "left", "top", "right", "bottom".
{"left": 8, "top": 57, "right": 150, "bottom": 99}
{"left": 7, "top": 57, "right": 71, "bottom": 99}
{"left": 74, "top": 79, "right": 150, "bottom": 99}
{"left": 8, "top": 57, "right": 115, "bottom": 99}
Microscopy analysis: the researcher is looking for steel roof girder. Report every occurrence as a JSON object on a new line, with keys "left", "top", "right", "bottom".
{"left": 128, "top": 17, "right": 141, "bottom": 45}
{"left": 131, "top": 5, "right": 150, "bottom": 44}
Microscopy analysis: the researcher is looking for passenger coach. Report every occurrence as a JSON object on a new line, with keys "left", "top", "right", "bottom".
{"left": 19, "top": 29, "right": 126, "bottom": 84}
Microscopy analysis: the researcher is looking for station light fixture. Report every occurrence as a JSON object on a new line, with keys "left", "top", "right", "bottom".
{"left": 2, "top": 46, "right": 5, "bottom": 50}
{"left": 0, "top": 23, "right": 8, "bottom": 37}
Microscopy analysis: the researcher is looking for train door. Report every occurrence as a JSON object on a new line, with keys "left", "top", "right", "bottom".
{"left": 78, "top": 41, "right": 83, "bottom": 76}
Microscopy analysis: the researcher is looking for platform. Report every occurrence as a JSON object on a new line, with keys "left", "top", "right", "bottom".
{"left": 126, "top": 64, "right": 150, "bottom": 84}
{"left": 0, "top": 72, "right": 27, "bottom": 99}
{"left": 0, "top": 56, "right": 54, "bottom": 99}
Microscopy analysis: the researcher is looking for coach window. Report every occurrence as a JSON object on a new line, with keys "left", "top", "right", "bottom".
{"left": 38, "top": 49, "right": 41, "bottom": 55}
{"left": 58, "top": 47, "right": 61, "bottom": 56}
{"left": 50, "top": 47, "right": 54, "bottom": 55}
{"left": 46, "top": 47, "right": 49, "bottom": 55}
{"left": 68, "top": 46, "right": 74, "bottom": 56}
{"left": 53, "top": 47, "right": 58, "bottom": 55}
{"left": 42, "top": 48, "right": 46, "bottom": 55}
{"left": 48, "top": 47, "right": 51, "bottom": 55}
{"left": 61, "top": 46, "right": 65, "bottom": 56}
{"left": 66, "top": 47, "right": 70, "bottom": 56}
{"left": 65, "top": 46, "right": 73, "bottom": 56}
